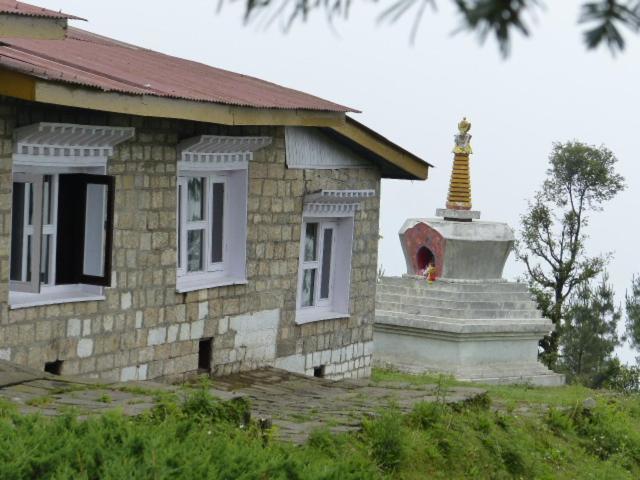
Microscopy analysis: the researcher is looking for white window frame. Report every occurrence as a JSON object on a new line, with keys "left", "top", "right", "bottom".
{"left": 176, "top": 170, "right": 247, "bottom": 293}
{"left": 177, "top": 174, "right": 228, "bottom": 277}
{"left": 296, "top": 216, "right": 354, "bottom": 324}
{"left": 9, "top": 165, "right": 108, "bottom": 309}
{"left": 18, "top": 174, "right": 59, "bottom": 288}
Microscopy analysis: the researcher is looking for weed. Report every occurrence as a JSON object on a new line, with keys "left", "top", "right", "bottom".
{"left": 362, "top": 405, "right": 406, "bottom": 472}
{"left": 25, "top": 396, "right": 53, "bottom": 407}
{"left": 96, "top": 394, "right": 112, "bottom": 404}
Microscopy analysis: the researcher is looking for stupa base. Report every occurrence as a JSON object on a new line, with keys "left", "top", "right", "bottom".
{"left": 374, "top": 277, "right": 564, "bottom": 387}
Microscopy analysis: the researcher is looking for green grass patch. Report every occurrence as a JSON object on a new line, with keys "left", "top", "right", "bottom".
{"left": 0, "top": 370, "right": 639, "bottom": 479}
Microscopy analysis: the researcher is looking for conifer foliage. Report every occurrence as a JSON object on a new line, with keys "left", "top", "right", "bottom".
{"left": 626, "top": 275, "right": 640, "bottom": 354}
{"left": 559, "top": 273, "right": 622, "bottom": 386}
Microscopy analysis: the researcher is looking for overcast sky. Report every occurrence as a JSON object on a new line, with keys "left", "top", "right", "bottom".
{"left": 33, "top": 0, "right": 639, "bottom": 363}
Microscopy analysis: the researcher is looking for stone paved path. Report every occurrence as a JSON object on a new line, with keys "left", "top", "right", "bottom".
{"left": 0, "top": 361, "right": 485, "bottom": 444}
{"left": 207, "top": 368, "right": 486, "bottom": 443}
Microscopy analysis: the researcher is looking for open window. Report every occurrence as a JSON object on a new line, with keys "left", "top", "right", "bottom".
{"left": 9, "top": 122, "right": 134, "bottom": 309}
{"left": 9, "top": 172, "right": 115, "bottom": 307}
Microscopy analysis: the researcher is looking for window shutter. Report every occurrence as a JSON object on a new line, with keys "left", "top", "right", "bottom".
{"left": 10, "top": 173, "right": 43, "bottom": 293}
{"left": 56, "top": 174, "right": 115, "bottom": 287}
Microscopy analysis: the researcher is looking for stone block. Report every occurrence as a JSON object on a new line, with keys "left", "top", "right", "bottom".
{"left": 147, "top": 327, "right": 167, "bottom": 346}
{"left": 167, "top": 324, "right": 179, "bottom": 343}
{"left": 67, "top": 318, "right": 82, "bottom": 337}
{"left": 190, "top": 320, "right": 204, "bottom": 340}
{"left": 120, "top": 365, "right": 137, "bottom": 382}
{"left": 83, "top": 319, "right": 91, "bottom": 336}
{"left": 77, "top": 339, "right": 94, "bottom": 358}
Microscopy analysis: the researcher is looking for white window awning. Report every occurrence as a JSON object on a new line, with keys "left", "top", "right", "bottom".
{"left": 303, "top": 189, "right": 376, "bottom": 217}
{"left": 13, "top": 123, "right": 135, "bottom": 167}
{"left": 178, "top": 135, "right": 272, "bottom": 171}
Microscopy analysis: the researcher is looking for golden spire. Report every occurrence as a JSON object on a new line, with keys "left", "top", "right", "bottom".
{"left": 446, "top": 117, "right": 473, "bottom": 210}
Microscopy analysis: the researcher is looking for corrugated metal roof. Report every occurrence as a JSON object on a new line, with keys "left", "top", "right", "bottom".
{"left": 0, "top": 25, "right": 355, "bottom": 112}
{"left": 0, "top": 0, "right": 84, "bottom": 20}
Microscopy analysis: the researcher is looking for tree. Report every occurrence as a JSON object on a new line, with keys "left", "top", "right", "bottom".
{"left": 559, "top": 273, "right": 622, "bottom": 386}
{"left": 626, "top": 275, "right": 640, "bottom": 353}
{"left": 516, "top": 141, "right": 625, "bottom": 367}
{"left": 228, "top": 0, "right": 640, "bottom": 56}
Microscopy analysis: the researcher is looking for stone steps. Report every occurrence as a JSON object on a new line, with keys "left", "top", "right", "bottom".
{"left": 380, "top": 276, "right": 530, "bottom": 293}
{"left": 377, "top": 292, "right": 536, "bottom": 312}
{"left": 375, "top": 311, "right": 551, "bottom": 334}
{"left": 376, "top": 301, "right": 542, "bottom": 320}
{"left": 378, "top": 284, "right": 533, "bottom": 302}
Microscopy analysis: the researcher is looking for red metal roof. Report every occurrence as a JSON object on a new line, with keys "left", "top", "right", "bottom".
{"left": 0, "top": 25, "right": 355, "bottom": 112}
{"left": 0, "top": 0, "right": 84, "bottom": 20}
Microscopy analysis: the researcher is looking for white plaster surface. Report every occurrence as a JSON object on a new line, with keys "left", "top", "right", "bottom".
{"left": 230, "top": 309, "right": 279, "bottom": 362}
{"left": 274, "top": 354, "right": 305, "bottom": 373}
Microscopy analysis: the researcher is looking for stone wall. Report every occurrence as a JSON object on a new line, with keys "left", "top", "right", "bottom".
{"left": 0, "top": 96, "right": 378, "bottom": 381}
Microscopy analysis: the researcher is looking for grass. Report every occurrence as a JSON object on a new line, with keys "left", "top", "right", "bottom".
{"left": 0, "top": 369, "right": 638, "bottom": 479}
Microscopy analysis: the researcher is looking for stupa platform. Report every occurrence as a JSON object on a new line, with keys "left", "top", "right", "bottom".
{"left": 374, "top": 276, "right": 564, "bottom": 386}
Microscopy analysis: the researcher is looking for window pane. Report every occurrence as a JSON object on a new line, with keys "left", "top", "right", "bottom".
{"left": 302, "top": 268, "right": 316, "bottom": 307}
{"left": 304, "top": 223, "right": 318, "bottom": 262}
{"left": 188, "top": 229, "right": 204, "bottom": 272}
{"left": 178, "top": 184, "right": 182, "bottom": 269}
{"left": 211, "top": 182, "right": 224, "bottom": 263}
{"left": 10, "top": 182, "right": 25, "bottom": 281}
{"left": 43, "top": 175, "right": 53, "bottom": 225}
{"left": 187, "top": 178, "right": 204, "bottom": 221}
{"left": 27, "top": 183, "right": 33, "bottom": 226}
{"left": 26, "top": 235, "right": 32, "bottom": 282}
{"left": 83, "top": 184, "right": 107, "bottom": 277}
{"left": 320, "top": 228, "right": 333, "bottom": 299}
{"left": 41, "top": 234, "right": 51, "bottom": 285}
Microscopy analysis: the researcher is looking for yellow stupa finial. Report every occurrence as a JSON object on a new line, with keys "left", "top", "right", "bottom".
{"left": 458, "top": 117, "right": 471, "bottom": 135}
{"left": 453, "top": 117, "right": 472, "bottom": 154}
{"left": 446, "top": 117, "right": 473, "bottom": 210}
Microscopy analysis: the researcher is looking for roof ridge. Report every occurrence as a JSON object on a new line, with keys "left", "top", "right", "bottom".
{"left": 3, "top": 42, "right": 164, "bottom": 95}
{"left": 0, "top": 0, "right": 85, "bottom": 20}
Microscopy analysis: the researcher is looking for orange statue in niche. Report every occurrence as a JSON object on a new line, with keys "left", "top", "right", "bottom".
{"left": 425, "top": 263, "right": 437, "bottom": 283}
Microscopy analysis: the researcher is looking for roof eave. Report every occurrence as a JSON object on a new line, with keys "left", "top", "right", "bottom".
{"left": 0, "top": 68, "right": 429, "bottom": 180}
{"left": 328, "top": 117, "right": 431, "bottom": 180}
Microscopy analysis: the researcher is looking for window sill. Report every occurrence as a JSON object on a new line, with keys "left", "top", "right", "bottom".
{"left": 176, "top": 274, "right": 248, "bottom": 293}
{"left": 9, "top": 284, "right": 105, "bottom": 310}
{"left": 295, "top": 309, "right": 350, "bottom": 325}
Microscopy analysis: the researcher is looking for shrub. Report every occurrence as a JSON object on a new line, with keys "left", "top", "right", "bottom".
{"left": 407, "top": 401, "right": 443, "bottom": 429}
{"left": 362, "top": 407, "right": 407, "bottom": 472}
{"left": 600, "top": 360, "right": 640, "bottom": 393}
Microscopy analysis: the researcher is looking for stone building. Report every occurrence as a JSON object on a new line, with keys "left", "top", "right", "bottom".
{"left": 0, "top": 1, "right": 429, "bottom": 382}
